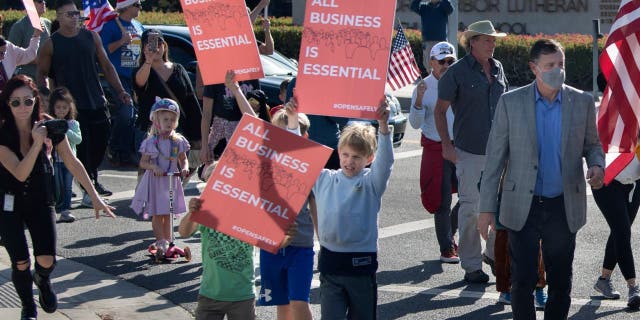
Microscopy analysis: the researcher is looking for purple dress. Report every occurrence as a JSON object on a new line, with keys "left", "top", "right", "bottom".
{"left": 130, "top": 135, "right": 190, "bottom": 219}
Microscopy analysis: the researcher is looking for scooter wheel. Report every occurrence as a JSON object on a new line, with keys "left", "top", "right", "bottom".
{"left": 184, "top": 246, "right": 192, "bottom": 262}
{"left": 155, "top": 249, "right": 164, "bottom": 263}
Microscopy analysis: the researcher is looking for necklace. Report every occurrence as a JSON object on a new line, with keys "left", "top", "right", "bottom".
{"left": 153, "top": 134, "right": 178, "bottom": 172}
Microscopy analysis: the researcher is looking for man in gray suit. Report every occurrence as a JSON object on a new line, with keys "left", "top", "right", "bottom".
{"left": 478, "top": 39, "right": 605, "bottom": 319}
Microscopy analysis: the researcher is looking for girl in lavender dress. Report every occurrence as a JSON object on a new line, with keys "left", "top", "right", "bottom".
{"left": 131, "top": 98, "right": 190, "bottom": 255}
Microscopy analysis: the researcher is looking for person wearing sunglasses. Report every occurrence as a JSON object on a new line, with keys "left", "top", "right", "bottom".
{"left": 99, "top": 0, "right": 144, "bottom": 167}
{"left": 410, "top": 41, "right": 460, "bottom": 267}
{"left": 9, "top": 0, "right": 51, "bottom": 82}
{"left": 0, "top": 75, "right": 116, "bottom": 320}
{"left": 433, "top": 20, "right": 509, "bottom": 285}
{"left": 37, "top": 0, "right": 132, "bottom": 203}
{"left": 0, "top": 26, "right": 42, "bottom": 93}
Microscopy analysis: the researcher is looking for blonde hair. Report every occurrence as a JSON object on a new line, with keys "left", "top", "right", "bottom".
{"left": 338, "top": 123, "right": 377, "bottom": 157}
{"left": 271, "top": 110, "right": 311, "bottom": 136}
{"left": 148, "top": 109, "right": 181, "bottom": 139}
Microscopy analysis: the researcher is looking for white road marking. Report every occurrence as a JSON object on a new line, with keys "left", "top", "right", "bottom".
{"left": 302, "top": 280, "right": 630, "bottom": 309}
{"left": 97, "top": 156, "right": 605, "bottom": 309}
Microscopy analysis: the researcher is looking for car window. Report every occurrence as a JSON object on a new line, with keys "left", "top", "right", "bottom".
{"left": 164, "top": 36, "right": 196, "bottom": 67}
{"left": 260, "top": 55, "right": 297, "bottom": 77}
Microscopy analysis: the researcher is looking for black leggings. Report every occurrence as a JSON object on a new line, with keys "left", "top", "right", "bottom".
{"left": 592, "top": 180, "right": 640, "bottom": 280}
{"left": 0, "top": 203, "right": 57, "bottom": 264}
{"left": 77, "top": 109, "right": 111, "bottom": 181}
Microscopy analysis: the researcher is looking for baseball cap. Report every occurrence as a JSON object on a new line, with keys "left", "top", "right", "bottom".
{"left": 430, "top": 42, "right": 456, "bottom": 60}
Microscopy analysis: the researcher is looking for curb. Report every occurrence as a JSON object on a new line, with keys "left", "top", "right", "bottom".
{"left": 0, "top": 253, "right": 193, "bottom": 319}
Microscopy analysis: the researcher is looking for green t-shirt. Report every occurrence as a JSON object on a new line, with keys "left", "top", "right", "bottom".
{"left": 198, "top": 225, "right": 255, "bottom": 301}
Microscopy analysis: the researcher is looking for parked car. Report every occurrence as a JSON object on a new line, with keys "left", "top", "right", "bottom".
{"left": 346, "top": 92, "right": 407, "bottom": 148}
{"left": 104, "top": 24, "right": 406, "bottom": 147}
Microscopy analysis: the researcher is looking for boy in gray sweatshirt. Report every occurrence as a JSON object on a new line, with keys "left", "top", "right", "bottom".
{"left": 286, "top": 96, "right": 394, "bottom": 319}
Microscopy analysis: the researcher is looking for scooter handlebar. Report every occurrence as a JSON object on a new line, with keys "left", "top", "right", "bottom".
{"left": 160, "top": 171, "right": 182, "bottom": 177}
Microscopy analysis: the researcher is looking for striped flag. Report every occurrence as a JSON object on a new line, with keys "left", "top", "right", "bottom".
{"left": 83, "top": 0, "right": 117, "bottom": 33}
{"left": 386, "top": 24, "right": 421, "bottom": 91}
{"left": 597, "top": 0, "right": 640, "bottom": 153}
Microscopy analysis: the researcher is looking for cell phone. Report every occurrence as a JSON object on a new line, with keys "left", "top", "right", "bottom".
{"left": 148, "top": 32, "right": 160, "bottom": 52}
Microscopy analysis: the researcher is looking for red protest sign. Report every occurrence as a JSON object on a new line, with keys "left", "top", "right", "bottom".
{"left": 180, "top": 0, "right": 264, "bottom": 85}
{"left": 295, "top": 0, "right": 396, "bottom": 120}
{"left": 22, "top": 0, "right": 43, "bottom": 31}
{"left": 192, "top": 114, "right": 332, "bottom": 253}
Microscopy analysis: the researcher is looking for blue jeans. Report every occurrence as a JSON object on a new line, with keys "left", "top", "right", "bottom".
{"left": 109, "top": 76, "right": 137, "bottom": 159}
{"left": 54, "top": 162, "right": 73, "bottom": 211}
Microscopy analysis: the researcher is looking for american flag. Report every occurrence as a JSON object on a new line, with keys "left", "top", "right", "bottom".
{"left": 83, "top": 0, "right": 117, "bottom": 33}
{"left": 597, "top": 0, "right": 640, "bottom": 153}
{"left": 386, "top": 24, "right": 421, "bottom": 91}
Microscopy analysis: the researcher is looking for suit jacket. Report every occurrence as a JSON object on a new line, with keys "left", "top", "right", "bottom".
{"left": 478, "top": 82, "right": 604, "bottom": 233}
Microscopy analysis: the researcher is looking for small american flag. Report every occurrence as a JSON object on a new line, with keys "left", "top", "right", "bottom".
{"left": 83, "top": 0, "right": 117, "bottom": 33}
{"left": 597, "top": 0, "right": 640, "bottom": 153}
{"left": 386, "top": 24, "right": 421, "bottom": 91}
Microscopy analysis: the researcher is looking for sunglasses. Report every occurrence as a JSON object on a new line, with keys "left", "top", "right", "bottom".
{"left": 8, "top": 97, "right": 36, "bottom": 108}
{"left": 131, "top": 3, "right": 142, "bottom": 8}
{"left": 60, "top": 10, "right": 81, "bottom": 18}
{"left": 437, "top": 59, "right": 455, "bottom": 66}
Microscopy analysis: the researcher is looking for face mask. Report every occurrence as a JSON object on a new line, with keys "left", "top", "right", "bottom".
{"left": 537, "top": 66, "right": 565, "bottom": 90}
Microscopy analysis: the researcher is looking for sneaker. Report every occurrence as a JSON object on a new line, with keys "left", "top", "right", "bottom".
{"left": 93, "top": 181, "right": 113, "bottom": 196}
{"left": 20, "top": 308, "right": 37, "bottom": 320}
{"left": 628, "top": 285, "right": 640, "bottom": 309}
{"left": 33, "top": 271, "right": 57, "bottom": 313}
{"left": 58, "top": 211, "right": 76, "bottom": 223}
{"left": 80, "top": 192, "right": 93, "bottom": 208}
{"left": 534, "top": 287, "right": 547, "bottom": 309}
{"left": 594, "top": 277, "right": 621, "bottom": 299}
{"left": 482, "top": 253, "right": 496, "bottom": 276}
{"left": 498, "top": 292, "right": 511, "bottom": 304}
{"left": 440, "top": 249, "right": 460, "bottom": 264}
{"left": 464, "top": 269, "right": 489, "bottom": 283}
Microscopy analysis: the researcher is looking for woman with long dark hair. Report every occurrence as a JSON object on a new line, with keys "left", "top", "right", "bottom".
{"left": 0, "top": 75, "right": 115, "bottom": 320}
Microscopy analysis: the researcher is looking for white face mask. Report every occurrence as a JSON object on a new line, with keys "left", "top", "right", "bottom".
{"left": 536, "top": 66, "right": 565, "bottom": 90}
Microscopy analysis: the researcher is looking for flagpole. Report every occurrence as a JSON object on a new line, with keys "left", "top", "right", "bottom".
{"left": 449, "top": 0, "right": 458, "bottom": 54}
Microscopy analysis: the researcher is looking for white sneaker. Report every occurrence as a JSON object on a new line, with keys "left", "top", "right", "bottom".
{"left": 58, "top": 211, "right": 76, "bottom": 223}
{"left": 80, "top": 192, "right": 93, "bottom": 208}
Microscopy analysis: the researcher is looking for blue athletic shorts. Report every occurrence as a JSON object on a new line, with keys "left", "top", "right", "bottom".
{"left": 257, "top": 246, "right": 315, "bottom": 305}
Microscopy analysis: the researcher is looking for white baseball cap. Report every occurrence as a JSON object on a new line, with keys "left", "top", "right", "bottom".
{"left": 430, "top": 42, "right": 456, "bottom": 60}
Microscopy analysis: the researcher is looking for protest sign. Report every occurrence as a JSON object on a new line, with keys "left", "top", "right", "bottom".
{"left": 295, "top": 0, "right": 396, "bottom": 120}
{"left": 180, "top": 0, "right": 264, "bottom": 84}
{"left": 23, "top": 0, "right": 43, "bottom": 31}
{"left": 192, "top": 114, "right": 332, "bottom": 253}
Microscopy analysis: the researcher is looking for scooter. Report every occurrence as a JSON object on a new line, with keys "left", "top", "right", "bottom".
{"left": 148, "top": 172, "right": 192, "bottom": 263}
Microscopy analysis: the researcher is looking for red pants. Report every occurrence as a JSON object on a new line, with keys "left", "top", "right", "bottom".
{"left": 494, "top": 229, "right": 546, "bottom": 292}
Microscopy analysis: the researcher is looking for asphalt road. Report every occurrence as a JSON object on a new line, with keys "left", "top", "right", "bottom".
{"left": 51, "top": 119, "right": 640, "bottom": 320}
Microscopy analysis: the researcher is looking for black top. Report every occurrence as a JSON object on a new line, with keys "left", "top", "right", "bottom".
{"left": 0, "top": 127, "right": 55, "bottom": 208}
{"left": 203, "top": 80, "right": 260, "bottom": 122}
{"left": 50, "top": 29, "right": 107, "bottom": 111}
{"left": 133, "top": 63, "right": 202, "bottom": 142}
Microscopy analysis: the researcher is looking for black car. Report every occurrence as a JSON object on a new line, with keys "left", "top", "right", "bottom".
{"left": 105, "top": 24, "right": 406, "bottom": 147}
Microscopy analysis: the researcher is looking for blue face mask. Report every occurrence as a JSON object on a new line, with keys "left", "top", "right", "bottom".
{"left": 537, "top": 66, "right": 565, "bottom": 90}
